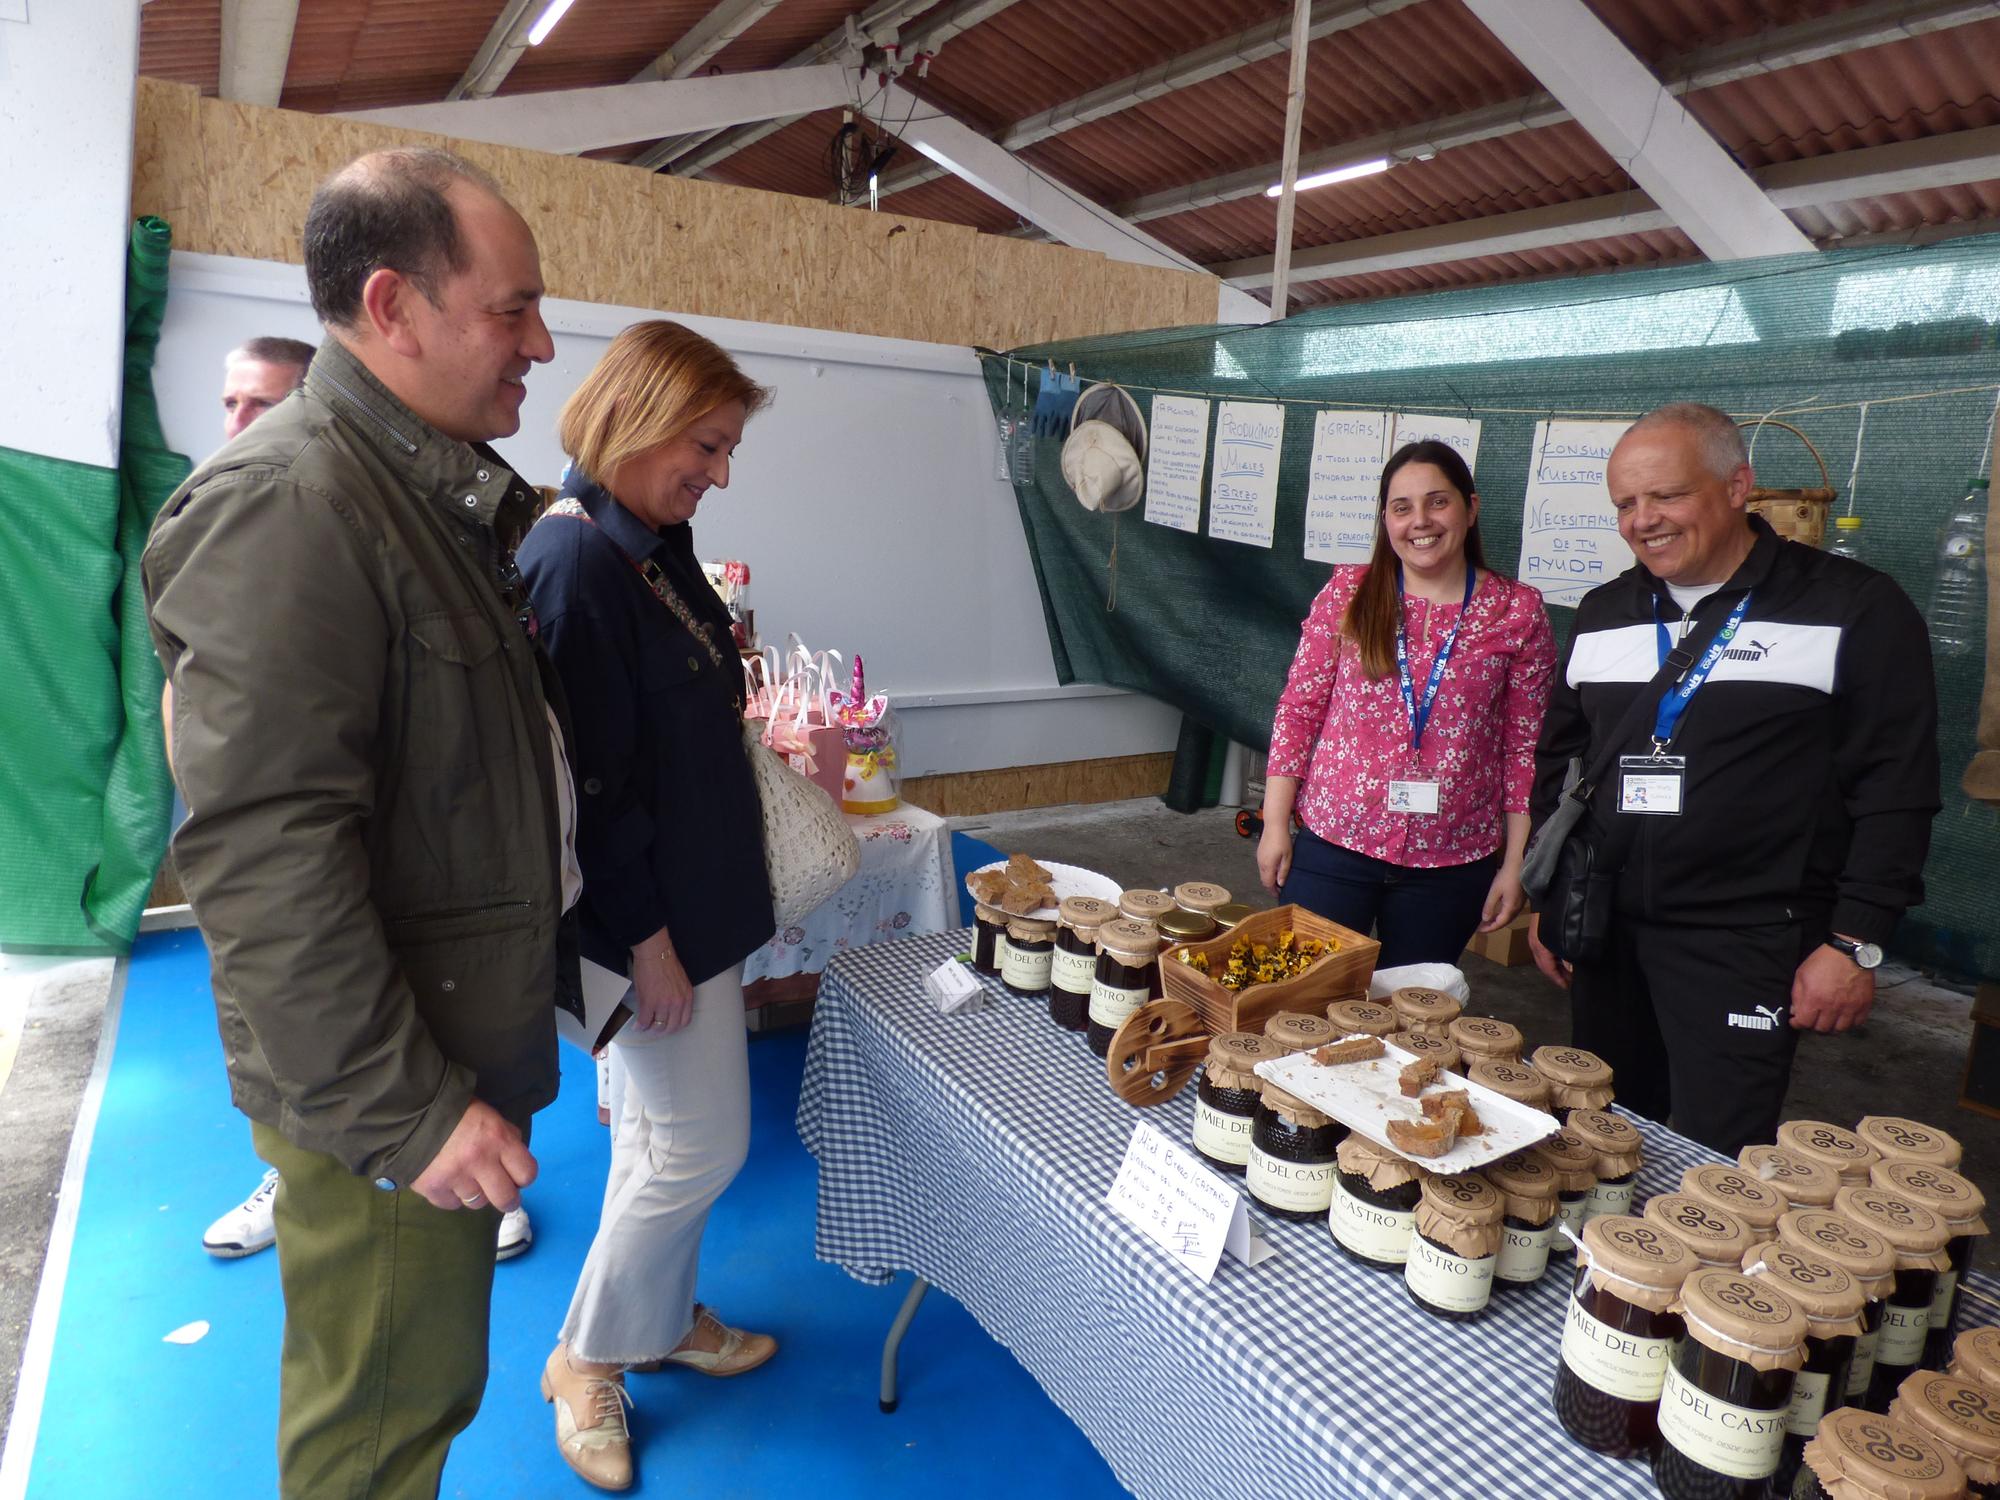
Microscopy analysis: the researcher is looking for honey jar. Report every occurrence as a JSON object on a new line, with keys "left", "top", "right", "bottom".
{"left": 1087, "top": 919, "right": 1161, "bottom": 1059}
{"left": 1325, "top": 999, "right": 1397, "bottom": 1038}
{"left": 1743, "top": 1240, "right": 1870, "bottom": 1495}
{"left": 1172, "top": 881, "right": 1232, "bottom": 922}
{"left": 1836, "top": 1185, "right": 1952, "bottom": 1411}
{"left": 1855, "top": 1116, "right": 1963, "bottom": 1172}
{"left": 1211, "top": 902, "right": 1253, "bottom": 933}
{"left": 1330, "top": 1135, "right": 1422, "bottom": 1270}
{"left": 1794, "top": 1407, "right": 1969, "bottom": 1500}
{"left": 972, "top": 902, "right": 1009, "bottom": 977}
{"left": 1869, "top": 1160, "right": 1988, "bottom": 1369}
{"left": 1264, "top": 1010, "right": 1336, "bottom": 1055}
{"left": 1000, "top": 917, "right": 1056, "bottom": 999}
{"left": 1448, "top": 1015, "right": 1523, "bottom": 1063}
{"left": 1192, "top": 1032, "right": 1281, "bottom": 1176}
{"left": 1483, "top": 1151, "right": 1559, "bottom": 1289}
{"left": 1391, "top": 985, "right": 1462, "bottom": 1038}
{"left": 1681, "top": 1162, "right": 1788, "bottom": 1237}
{"left": 1467, "top": 1058, "right": 1553, "bottom": 1112}
{"left": 1553, "top": 1215, "right": 1693, "bottom": 1458}
{"left": 1405, "top": 1173, "right": 1504, "bottom": 1321}
{"left": 1952, "top": 1328, "right": 2000, "bottom": 1394}
{"left": 1387, "top": 1029, "right": 1460, "bottom": 1075}
{"left": 1652, "top": 1269, "right": 1807, "bottom": 1498}
{"left": 1644, "top": 1193, "right": 1757, "bottom": 1273}
{"left": 1050, "top": 896, "right": 1114, "bottom": 1033}
{"left": 1246, "top": 1080, "right": 1340, "bottom": 1221}
{"left": 1567, "top": 1108, "right": 1643, "bottom": 1224}
{"left": 1776, "top": 1209, "right": 1898, "bottom": 1408}
{"left": 1116, "top": 888, "right": 1177, "bottom": 929}
{"left": 1530, "top": 1045, "right": 1615, "bottom": 1121}
{"left": 1778, "top": 1121, "right": 1883, "bottom": 1188}
{"left": 1739, "top": 1145, "right": 1842, "bottom": 1211}
{"left": 1531, "top": 1128, "right": 1600, "bottom": 1256}
{"left": 1888, "top": 1370, "right": 2000, "bottom": 1497}
{"left": 1156, "top": 907, "right": 1217, "bottom": 949}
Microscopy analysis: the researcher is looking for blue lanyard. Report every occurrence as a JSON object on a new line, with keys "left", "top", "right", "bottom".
{"left": 1395, "top": 564, "right": 1476, "bottom": 755}
{"left": 1650, "top": 589, "right": 1752, "bottom": 750}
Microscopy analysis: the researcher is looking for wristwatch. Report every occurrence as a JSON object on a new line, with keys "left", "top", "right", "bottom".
{"left": 1828, "top": 934, "right": 1884, "bottom": 970}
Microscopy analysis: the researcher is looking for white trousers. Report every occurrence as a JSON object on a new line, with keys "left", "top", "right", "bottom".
{"left": 559, "top": 961, "right": 749, "bottom": 1365}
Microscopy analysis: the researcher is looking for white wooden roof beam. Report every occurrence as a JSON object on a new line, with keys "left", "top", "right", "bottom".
{"left": 337, "top": 66, "right": 856, "bottom": 155}
{"left": 447, "top": 0, "right": 540, "bottom": 103}
{"left": 1212, "top": 124, "right": 2000, "bottom": 286}
{"left": 631, "top": 0, "right": 788, "bottom": 84}
{"left": 1459, "top": 0, "right": 1812, "bottom": 259}
{"left": 218, "top": 0, "right": 300, "bottom": 106}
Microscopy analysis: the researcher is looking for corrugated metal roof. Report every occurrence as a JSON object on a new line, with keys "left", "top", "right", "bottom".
{"left": 136, "top": 0, "right": 2000, "bottom": 307}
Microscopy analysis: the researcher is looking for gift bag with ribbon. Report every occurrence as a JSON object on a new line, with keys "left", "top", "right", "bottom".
{"left": 744, "top": 637, "right": 846, "bottom": 798}
{"left": 830, "top": 656, "right": 899, "bottom": 816}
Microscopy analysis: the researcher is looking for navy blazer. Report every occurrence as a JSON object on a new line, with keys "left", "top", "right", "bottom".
{"left": 517, "top": 477, "right": 773, "bottom": 985}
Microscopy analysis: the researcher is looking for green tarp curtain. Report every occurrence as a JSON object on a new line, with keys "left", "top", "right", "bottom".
{"left": 987, "top": 234, "right": 2000, "bottom": 982}
{"left": 0, "top": 216, "right": 190, "bottom": 953}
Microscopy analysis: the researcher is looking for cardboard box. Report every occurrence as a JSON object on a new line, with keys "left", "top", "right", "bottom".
{"left": 1463, "top": 913, "right": 1533, "bottom": 968}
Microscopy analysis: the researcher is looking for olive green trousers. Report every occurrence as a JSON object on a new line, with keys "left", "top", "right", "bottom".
{"left": 252, "top": 1123, "right": 500, "bottom": 1500}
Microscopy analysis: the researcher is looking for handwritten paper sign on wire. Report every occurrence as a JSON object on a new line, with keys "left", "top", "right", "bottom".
{"left": 1207, "top": 402, "right": 1285, "bottom": 549}
{"left": 1303, "top": 410, "right": 1391, "bottom": 564}
{"left": 1145, "top": 394, "right": 1210, "bottom": 534}
{"left": 1390, "top": 412, "right": 1484, "bottom": 473}
{"left": 1520, "top": 419, "right": 1633, "bottom": 607}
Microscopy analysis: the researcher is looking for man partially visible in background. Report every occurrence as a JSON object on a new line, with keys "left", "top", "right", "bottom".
{"left": 220, "top": 335, "right": 314, "bottom": 442}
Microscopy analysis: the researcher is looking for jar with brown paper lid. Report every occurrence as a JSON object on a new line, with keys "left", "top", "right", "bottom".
{"left": 1857, "top": 1117, "right": 1964, "bottom": 1173}
{"left": 1116, "top": 888, "right": 1176, "bottom": 927}
{"left": 1405, "top": 1172, "right": 1504, "bottom": 1321}
{"left": 1531, "top": 1127, "right": 1599, "bottom": 1256}
{"left": 1778, "top": 1209, "right": 1899, "bottom": 1408}
{"left": 1172, "top": 881, "right": 1231, "bottom": 921}
{"left": 1049, "top": 896, "right": 1113, "bottom": 1033}
{"left": 1331, "top": 1135, "right": 1422, "bottom": 1270}
{"left": 1794, "top": 1407, "right": 1969, "bottom": 1500}
{"left": 1484, "top": 1152, "right": 1560, "bottom": 1289}
{"left": 1568, "top": 1108, "right": 1643, "bottom": 1224}
{"left": 1646, "top": 1193, "right": 1759, "bottom": 1272}
{"left": 1870, "top": 1161, "right": 1989, "bottom": 1370}
{"left": 1741, "top": 1145, "right": 1843, "bottom": 1212}
{"left": 1683, "top": 1163, "right": 1789, "bottom": 1237}
{"left": 1889, "top": 1371, "right": 2000, "bottom": 1497}
{"left": 1387, "top": 1028, "right": 1461, "bottom": 1075}
{"left": 1953, "top": 1329, "right": 2000, "bottom": 1396}
{"left": 1001, "top": 917, "right": 1056, "bottom": 1000}
{"left": 1391, "top": 985, "right": 1462, "bottom": 1037}
{"left": 1652, "top": 1268, "right": 1809, "bottom": 1498}
{"left": 1192, "top": 1032, "right": 1281, "bottom": 1176}
{"left": 1780, "top": 1121, "right": 1884, "bottom": 1187}
{"left": 1468, "top": 1057, "right": 1553, "bottom": 1112}
{"left": 1264, "top": 1010, "right": 1336, "bottom": 1055}
{"left": 1836, "top": 1186, "right": 1953, "bottom": 1412}
{"left": 1087, "top": 918, "right": 1160, "bottom": 1060}
{"left": 1553, "top": 1215, "right": 1694, "bottom": 1458}
{"left": 1743, "top": 1241, "right": 1870, "bottom": 1495}
{"left": 1325, "top": 998, "right": 1397, "bottom": 1038}
{"left": 1449, "top": 1015, "right": 1523, "bottom": 1064}
{"left": 1247, "top": 1079, "right": 1340, "bottom": 1222}
{"left": 972, "top": 902, "right": 1009, "bottom": 977}
{"left": 1531, "top": 1045, "right": 1616, "bottom": 1122}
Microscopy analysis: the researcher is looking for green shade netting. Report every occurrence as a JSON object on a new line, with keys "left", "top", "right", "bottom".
{"left": 987, "top": 234, "right": 2000, "bottom": 981}
{"left": 1, "top": 216, "right": 190, "bottom": 953}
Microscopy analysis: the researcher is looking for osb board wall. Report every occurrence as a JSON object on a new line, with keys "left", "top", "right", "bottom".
{"left": 901, "top": 752, "right": 1173, "bottom": 818}
{"left": 131, "top": 79, "right": 1217, "bottom": 349}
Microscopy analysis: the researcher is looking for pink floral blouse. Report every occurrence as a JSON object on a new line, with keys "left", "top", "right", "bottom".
{"left": 1267, "top": 565, "right": 1556, "bottom": 868}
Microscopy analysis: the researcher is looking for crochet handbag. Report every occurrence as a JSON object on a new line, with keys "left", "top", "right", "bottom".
{"left": 742, "top": 719, "right": 860, "bottom": 926}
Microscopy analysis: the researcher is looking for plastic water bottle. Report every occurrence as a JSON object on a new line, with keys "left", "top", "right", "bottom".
{"left": 1824, "top": 515, "right": 1865, "bottom": 562}
{"left": 1928, "top": 479, "right": 1989, "bottom": 658}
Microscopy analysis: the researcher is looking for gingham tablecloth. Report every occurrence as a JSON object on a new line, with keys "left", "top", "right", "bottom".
{"left": 798, "top": 929, "right": 2000, "bottom": 1500}
{"left": 741, "top": 804, "right": 956, "bottom": 984}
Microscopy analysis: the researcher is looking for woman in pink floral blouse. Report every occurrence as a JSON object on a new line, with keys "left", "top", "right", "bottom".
{"left": 1259, "top": 440, "right": 1556, "bottom": 967}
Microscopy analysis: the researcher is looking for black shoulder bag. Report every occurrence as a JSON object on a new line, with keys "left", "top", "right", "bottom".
{"left": 1520, "top": 611, "right": 1733, "bottom": 966}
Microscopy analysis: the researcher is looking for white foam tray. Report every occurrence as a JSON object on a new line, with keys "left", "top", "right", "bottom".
{"left": 1253, "top": 1039, "right": 1560, "bottom": 1172}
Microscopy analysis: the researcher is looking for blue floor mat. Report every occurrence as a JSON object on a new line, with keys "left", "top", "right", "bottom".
{"left": 18, "top": 930, "right": 1126, "bottom": 1498}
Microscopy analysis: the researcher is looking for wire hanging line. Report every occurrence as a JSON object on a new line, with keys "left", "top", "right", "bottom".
{"left": 1845, "top": 401, "right": 1870, "bottom": 517}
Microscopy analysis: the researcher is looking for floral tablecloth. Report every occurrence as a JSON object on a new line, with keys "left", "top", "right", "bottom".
{"left": 741, "top": 803, "right": 958, "bottom": 984}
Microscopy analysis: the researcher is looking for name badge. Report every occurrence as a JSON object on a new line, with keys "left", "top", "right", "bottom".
{"left": 1386, "top": 779, "right": 1442, "bottom": 814}
{"left": 1618, "top": 754, "right": 1685, "bottom": 816}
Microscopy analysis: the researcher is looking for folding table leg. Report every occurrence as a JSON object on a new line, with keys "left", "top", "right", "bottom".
{"left": 878, "top": 1274, "right": 930, "bottom": 1413}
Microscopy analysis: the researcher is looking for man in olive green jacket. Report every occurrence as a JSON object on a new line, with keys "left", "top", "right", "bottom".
{"left": 144, "top": 147, "right": 581, "bottom": 1499}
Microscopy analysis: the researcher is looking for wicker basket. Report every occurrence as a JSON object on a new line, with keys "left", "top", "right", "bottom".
{"left": 1740, "top": 419, "right": 1836, "bottom": 548}
{"left": 1160, "top": 904, "right": 1379, "bottom": 1035}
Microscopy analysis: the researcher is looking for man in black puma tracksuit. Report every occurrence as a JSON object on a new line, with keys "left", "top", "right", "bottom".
{"left": 1528, "top": 403, "right": 1939, "bottom": 1155}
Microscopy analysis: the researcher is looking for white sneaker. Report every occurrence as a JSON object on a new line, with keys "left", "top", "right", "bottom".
{"left": 202, "top": 1169, "right": 279, "bottom": 1258}
{"left": 497, "top": 1204, "right": 533, "bottom": 1261}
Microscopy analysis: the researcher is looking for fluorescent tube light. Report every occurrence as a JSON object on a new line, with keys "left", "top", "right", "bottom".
{"left": 1264, "top": 157, "right": 1391, "bottom": 197}
{"left": 527, "top": 0, "right": 578, "bottom": 46}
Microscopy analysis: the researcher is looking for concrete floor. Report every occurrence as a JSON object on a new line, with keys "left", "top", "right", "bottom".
{"left": 954, "top": 797, "right": 2000, "bottom": 1274}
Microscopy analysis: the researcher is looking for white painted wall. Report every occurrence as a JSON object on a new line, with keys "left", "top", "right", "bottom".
{"left": 155, "top": 253, "right": 1181, "bottom": 778}
{"left": 0, "top": 0, "right": 144, "bottom": 469}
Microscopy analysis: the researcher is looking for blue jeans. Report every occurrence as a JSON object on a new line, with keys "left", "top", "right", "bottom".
{"left": 1280, "top": 827, "right": 1498, "bottom": 969}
